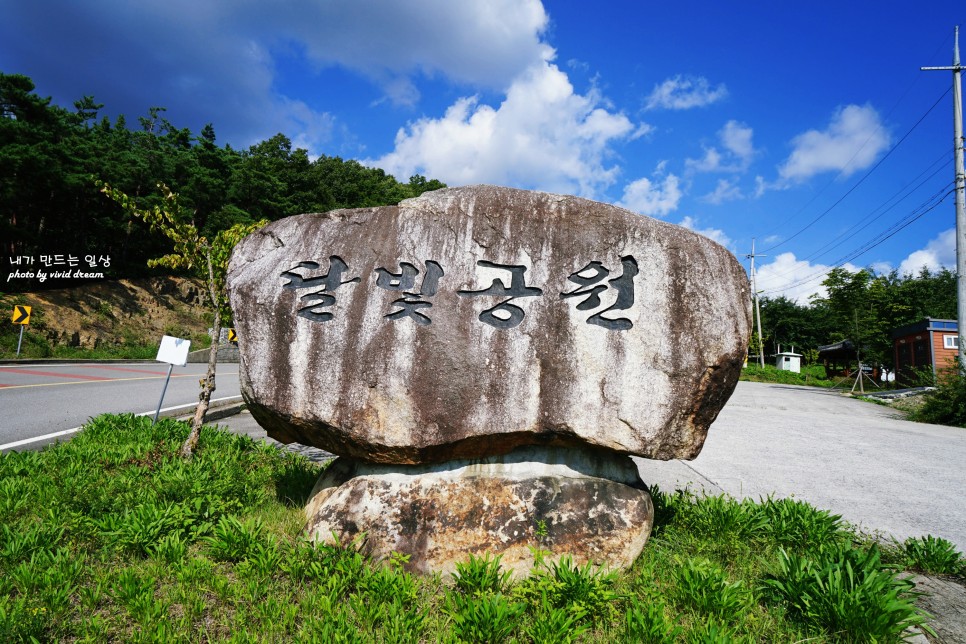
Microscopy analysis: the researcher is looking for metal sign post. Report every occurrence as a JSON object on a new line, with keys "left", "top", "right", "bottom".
{"left": 11, "top": 305, "right": 31, "bottom": 357}
{"left": 153, "top": 364, "right": 175, "bottom": 424}
{"left": 153, "top": 335, "right": 191, "bottom": 424}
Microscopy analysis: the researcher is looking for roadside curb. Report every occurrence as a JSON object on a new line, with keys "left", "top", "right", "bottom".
{"left": 172, "top": 400, "right": 246, "bottom": 422}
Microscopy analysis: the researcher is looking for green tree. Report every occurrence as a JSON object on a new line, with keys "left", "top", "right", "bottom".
{"left": 758, "top": 295, "right": 831, "bottom": 354}
{"left": 811, "top": 268, "right": 886, "bottom": 364}
{"left": 2, "top": 72, "right": 445, "bottom": 291}
{"left": 98, "top": 180, "right": 266, "bottom": 457}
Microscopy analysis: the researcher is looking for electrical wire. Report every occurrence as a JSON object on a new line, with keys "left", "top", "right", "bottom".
{"left": 758, "top": 185, "right": 957, "bottom": 296}
{"left": 799, "top": 163, "right": 951, "bottom": 264}
{"left": 758, "top": 28, "right": 956, "bottom": 243}
{"left": 760, "top": 87, "right": 951, "bottom": 254}
{"left": 758, "top": 153, "right": 951, "bottom": 284}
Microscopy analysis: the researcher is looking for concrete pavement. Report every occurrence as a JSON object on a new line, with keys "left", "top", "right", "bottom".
{"left": 637, "top": 381, "right": 966, "bottom": 550}
{"left": 208, "top": 381, "right": 966, "bottom": 550}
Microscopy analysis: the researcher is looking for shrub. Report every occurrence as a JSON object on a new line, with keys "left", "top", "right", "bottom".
{"left": 761, "top": 545, "right": 930, "bottom": 640}
{"left": 902, "top": 535, "right": 964, "bottom": 575}
{"left": 446, "top": 590, "right": 526, "bottom": 643}
{"left": 911, "top": 373, "right": 966, "bottom": 427}
{"left": 514, "top": 555, "right": 622, "bottom": 624}
{"left": 623, "top": 597, "right": 683, "bottom": 643}
{"left": 204, "top": 515, "right": 264, "bottom": 562}
{"left": 677, "top": 494, "right": 768, "bottom": 541}
{"left": 740, "top": 364, "right": 833, "bottom": 388}
{"left": 759, "top": 496, "right": 847, "bottom": 553}
{"left": 525, "top": 606, "right": 591, "bottom": 643}
{"left": 108, "top": 501, "right": 193, "bottom": 556}
{"left": 452, "top": 553, "right": 512, "bottom": 596}
{"left": 674, "top": 558, "right": 750, "bottom": 620}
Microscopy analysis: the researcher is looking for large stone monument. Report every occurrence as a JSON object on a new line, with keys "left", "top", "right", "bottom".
{"left": 227, "top": 185, "right": 751, "bottom": 577}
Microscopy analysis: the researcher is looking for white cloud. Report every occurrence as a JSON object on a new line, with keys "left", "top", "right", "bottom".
{"left": 644, "top": 75, "right": 727, "bottom": 111}
{"left": 897, "top": 228, "right": 955, "bottom": 276}
{"left": 265, "top": 0, "right": 552, "bottom": 96}
{"left": 686, "top": 148, "right": 724, "bottom": 173}
{"left": 870, "top": 261, "right": 894, "bottom": 275}
{"left": 371, "top": 62, "right": 637, "bottom": 196}
{"left": 678, "top": 216, "right": 733, "bottom": 250}
{"left": 616, "top": 168, "right": 683, "bottom": 217}
{"left": 778, "top": 104, "right": 890, "bottom": 182}
{"left": 721, "top": 120, "right": 755, "bottom": 161}
{"left": 756, "top": 252, "right": 860, "bottom": 304}
{"left": 753, "top": 176, "right": 769, "bottom": 198}
{"left": 0, "top": 0, "right": 556, "bottom": 150}
{"left": 701, "top": 178, "right": 743, "bottom": 204}
{"left": 686, "top": 120, "right": 755, "bottom": 174}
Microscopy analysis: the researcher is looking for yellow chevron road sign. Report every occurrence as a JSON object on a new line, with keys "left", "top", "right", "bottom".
{"left": 11, "top": 305, "right": 31, "bottom": 325}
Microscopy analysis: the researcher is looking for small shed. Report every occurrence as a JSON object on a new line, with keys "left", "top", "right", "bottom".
{"left": 775, "top": 346, "right": 802, "bottom": 373}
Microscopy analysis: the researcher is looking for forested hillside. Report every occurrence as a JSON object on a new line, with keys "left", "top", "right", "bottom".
{"left": 758, "top": 266, "right": 956, "bottom": 368}
{"left": 1, "top": 72, "right": 445, "bottom": 291}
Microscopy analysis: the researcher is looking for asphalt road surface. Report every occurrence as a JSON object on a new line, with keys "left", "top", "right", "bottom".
{"left": 638, "top": 381, "right": 966, "bottom": 551}
{"left": 0, "top": 361, "right": 240, "bottom": 451}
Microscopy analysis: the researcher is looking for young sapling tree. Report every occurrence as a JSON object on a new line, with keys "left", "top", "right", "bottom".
{"left": 98, "top": 180, "right": 265, "bottom": 456}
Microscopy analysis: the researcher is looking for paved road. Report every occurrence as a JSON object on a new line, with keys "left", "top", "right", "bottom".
{"left": 637, "top": 381, "right": 966, "bottom": 550}
{"left": 0, "top": 362, "right": 240, "bottom": 451}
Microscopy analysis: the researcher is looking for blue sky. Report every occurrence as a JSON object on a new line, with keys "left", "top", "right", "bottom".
{"left": 2, "top": 1, "right": 965, "bottom": 302}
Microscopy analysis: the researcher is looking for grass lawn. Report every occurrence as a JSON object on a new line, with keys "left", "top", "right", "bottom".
{"left": 1, "top": 415, "right": 961, "bottom": 642}
{"left": 740, "top": 364, "right": 837, "bottom": 388}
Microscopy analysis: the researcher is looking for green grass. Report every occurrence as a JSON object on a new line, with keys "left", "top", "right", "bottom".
{"left": 0, "top": 415, "right": 953, "bottom": 642}
{"left": 740, "top": 363, "right": 836, "bottom": 388}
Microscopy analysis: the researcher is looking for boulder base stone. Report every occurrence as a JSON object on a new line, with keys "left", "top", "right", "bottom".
{"left": 304, "top": 446, "right": 654, "bottom": 578}
{"left": 227, "top": 185, "right": 751, "bottom": 464}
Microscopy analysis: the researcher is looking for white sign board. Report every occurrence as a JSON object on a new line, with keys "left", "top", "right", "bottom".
{"left": 156, "top": 335, "right": 191, "bottom": 367}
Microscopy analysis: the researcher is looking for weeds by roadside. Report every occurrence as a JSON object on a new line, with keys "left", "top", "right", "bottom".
{"left": 0, "top": 414, "right": 955, "bottom": 641}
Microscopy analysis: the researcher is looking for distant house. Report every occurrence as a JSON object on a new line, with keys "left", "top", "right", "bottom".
{"left": 817, "top": 339, "right": 857, "bottom": 378}
{"left": 891, "top": 318, "right": 958, "bottom": 385}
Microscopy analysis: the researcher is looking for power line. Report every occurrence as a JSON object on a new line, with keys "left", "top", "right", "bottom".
{"left": 760, "top": 87, "right": 951, "bottom": 254}
{"left": 757, "top": 152, "right": 949, "bottom": 283}
{"left": 800, "top": 164, "right": 951, "bottom": 265}
{"left": 760, "top": 154, "right": 951, "bottom": 284}
{"left": 759, "top": 186, "right": 957, "bottom": 296}
{"left": 759, "top": 29, "right": 957, "bottom": 243}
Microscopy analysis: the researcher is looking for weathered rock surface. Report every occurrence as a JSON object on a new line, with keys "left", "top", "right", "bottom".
{"left": 228, "top": 185, "right": 751, "bottom": 464}
{"left": 304, "top": 446, "right": 654, "bottom": 578}
{"left": 909, "top": 574, "right": 966, "bottom": 643}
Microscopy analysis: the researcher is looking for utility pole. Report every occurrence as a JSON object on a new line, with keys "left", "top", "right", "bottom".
{"left": 853, "top": 309, "right": 865, "bottom": 395}
{"left": 746, "top": 239, "right": 766, "bottom": 368}
{"left": 922, "top": 26, "right": 966, "bottom": 369}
